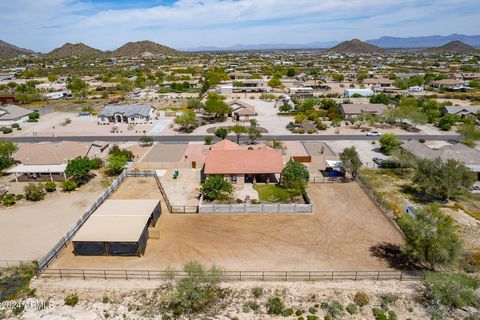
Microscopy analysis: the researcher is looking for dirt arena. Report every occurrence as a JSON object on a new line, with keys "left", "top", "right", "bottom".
{"left": 50, "top": 180, "right": 403, "bottom": 272}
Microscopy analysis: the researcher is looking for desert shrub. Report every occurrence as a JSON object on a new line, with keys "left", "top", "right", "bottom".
{"left": 44, "top": 181, "right": 56, "bottom": 192}
{"left": 64, "top": 293, "right": 79, "bottom": 306}
{"left": 0, "top": 264, "right": 37, "bottom": 302}
{"left": 306, "top": 316, "right": 318, "bottom": 320}
{"left": 266, "top": 296, "right": 285, "bottom": 315}
{"left": 309, "top": 306, "right": 318, "bottom": 314}
{"left": 61, "top": 179, "right": 78, "bottom": 192}
{"left": 204, "top": 136, "right": 212, "bottom": 145}
{"left": 296, "top": 309, "right": 305, "bottom": 316}
{"left": 307, "top": 129, "right": 316, "bottom": 134}
{"left": 283, "top": 308, "right": 294, "bottom": 316}
{"left": 102, "top": 296, "right": 109, "bottom": 303}
{"left": 251, "top": 287, "right": 263, "bottom": 298}
{"left": 24, "top": 183, "right": 44, "bottom": 201}
{"left": 327, "top": 300, "right": 343, "bottom": 319}
{"left": 380, "top": 293, "right": 399, "bottom": 311}
{"left": 324, "top": 315, "right": 332, "bottom": 320}
{"left": 424, "top": 272, "right": 479, "bottom": 309}
{"left": 354, "top": 291, "right": 369, "bottom": 307}
{"left": 15, "top": 194, "right": 24, "bottom": 201}
{"left": 346, "top": 303, "right": 358, "bottom": 315}
{"left": 11, "top": 123, "right": 19, "bottom": 128}
{"left": 169, "top": 261, "right": 223, "bottom": 314}
{"left": 2, "top": 128, "right": 12, "bottom": 134}
{"left": 243, "top": 300, "right": 259, "bottom": 311}
{"left": 2, "top": 193, "right": 16, "bottom": 206}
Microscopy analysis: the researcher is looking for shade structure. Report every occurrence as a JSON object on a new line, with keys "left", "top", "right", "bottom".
{"left": 72, "top": 199, "right": 160, "bottom": 256}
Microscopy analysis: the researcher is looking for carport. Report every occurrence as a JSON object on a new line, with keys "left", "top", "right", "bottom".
{"left": 72, "top": 199, "right": 160, "bottom": 256}
{"left": 7, "top": 164, "right": 67, "bottom": 182}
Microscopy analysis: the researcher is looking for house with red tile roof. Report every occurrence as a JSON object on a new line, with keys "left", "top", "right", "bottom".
{"left": 204, "top": 140, "right": 283, "bottom": 184}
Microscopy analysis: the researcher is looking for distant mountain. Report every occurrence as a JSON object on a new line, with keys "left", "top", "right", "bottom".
{"left": 0, "top": 40, "right": 35, "bottom": 59}
{"left": 112, "top": 40, "right": 179, "bottom": 57}
{"left": 423, "top": 40, "right": 478, "bottom": 54}
{"left": 366, "top": 34, "right": 480, "bottom": 48}
{"left": 46, "top": 43, "right": 103, "bottom": 58}
{"left": 326, "top": 39, "right": 385, "bottom": 54}
{"left": 185, "top": 41, "right": 339, "bottom": 51}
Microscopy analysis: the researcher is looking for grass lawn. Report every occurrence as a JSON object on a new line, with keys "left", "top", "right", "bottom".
{"left": 253, "top": 184, "right": 291, "bottom": 203}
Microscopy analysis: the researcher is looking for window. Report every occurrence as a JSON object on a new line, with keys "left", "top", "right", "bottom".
{"left": 230, "top": 175, "right": 237, "bottom": 183}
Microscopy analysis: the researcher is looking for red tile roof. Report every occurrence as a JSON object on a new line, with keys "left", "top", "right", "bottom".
{"left": 205, "top": 142, "right": 283, "bottom": 174}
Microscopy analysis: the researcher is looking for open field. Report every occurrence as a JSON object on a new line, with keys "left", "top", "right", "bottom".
{"left": 49, "top": 182, "right": 403, "bottom": 271}
{"left": 0, "top": 176, "right": 104, "bottom": 262}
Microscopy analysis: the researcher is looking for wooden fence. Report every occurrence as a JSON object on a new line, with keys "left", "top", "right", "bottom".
{"left": 41, "top": 269, "right": 424, "bottom": 282}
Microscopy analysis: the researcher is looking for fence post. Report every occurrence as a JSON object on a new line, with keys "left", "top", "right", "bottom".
{"left": 308, "top": 271, "right": 311, "bottom": 281}
{"left": 59, "top": 269, "right": 63, "bottom": 279}
{"left": 331, "top": 271, "right": 334, "bottom": 280}
{"left": 239, "top": 271, "right": 242, "bottom": 281}
{"left": 354, "top": 271, "right": 357, "bottom": 281}
{"left": 377, "top": 271, "right": 380, "bottom": 281}
{"left": 285, "top": 272, "right": 288, "bottom": 281}
{"left": 400, "top": 271, "right": 403, "bottom": 281}
{"left": 125, "top": 270, "right": 128, "bottom": 280}
{"left": 82, "top": 269, "right": 85, "bottom": 280}
{"left": 148, "top": 270, "right": 151, "bottom": 280}
{"left": 104, "top": 270, "right": 107, "bottom": 280}
{"left": 262, "top": 272, "right": 264, "bottom": 281}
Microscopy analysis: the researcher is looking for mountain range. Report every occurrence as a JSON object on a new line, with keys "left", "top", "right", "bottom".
{"left": 185, "top": 33, "right": 480, "bottom": 51}
{"left": 0, "top": 34, "right": 479, "bottom": 58}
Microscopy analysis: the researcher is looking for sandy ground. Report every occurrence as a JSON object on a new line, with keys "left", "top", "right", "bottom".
{"left": 0, "top": 176, "right": 103, "bottom": 262}
{"left": 4, "top": 277, "right": 444, "bottom": 320}
{"left": 327, "top": 140, "right": 387, "bottom": 167}
{"left": 140, "top": 144, "right": 188, "bottom": 162}
{"left": 159, "top": 169, "right": 201, "bottom": 207}
{"left": 49, "top": 182, "right": 403, "bottom": 271}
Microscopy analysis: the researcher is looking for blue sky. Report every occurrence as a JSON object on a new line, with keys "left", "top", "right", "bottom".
{"left": 1, "top": 0, "right": 479, "bottom": 52}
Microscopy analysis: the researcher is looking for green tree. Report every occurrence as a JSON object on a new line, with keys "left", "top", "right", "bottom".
{"left": 267, "top": 77, "right": 282, "bottom": 88}
{"left": 67, "top": 77, "right": 87, "bottom": 91}
{"left": 61, "top": 179, "right": 77, "bottom": 192}
{"left": 437, "top": 114, "right": 457, "bottom": 131}
{"left": 413, "top": 158, "right": 475, "bottom": 200}
{"left": 214, "top": 127, "right": 228, "bottom": 140}
{"left": 171, "top": 261, "right": 223, "bottom": 314}
{"left": 247, "top": 119, "right": 262, "bottom": 144}
{"left": 47, "top": 74, "right": 58, "bottom": 82}
{"left": 286, "top": 68, "right": 296, "bottom": 77}
{"left": 369, "top": 93, "right": 390, "bottom": 105}
{"left": 204, "top": 136, "right": 213, "bottom": 145}
{"left": 24, "top": 183, "right": 44, "bottom": 201}
{"left": 339, "top": 147, "right": 362, "bottom": 179}
{"left": 65, "top": 156, "right": 95, "bottom": 183}
{"left": 108, "top": 145, "right": 134, "bottom": 161}
{"left": 229, "top": 125, "right": 247, "bottom": 144}
{"left": 379, "top": 133, "right": 401, "bottom": 155}
{"left": 139, "top": 135, "right": 154, "bottom": 146}
{"left": 457, "top": 122, "right": 480, "bottom": 147}
{"left": 204, "top": 93, "right": 231, "bottom": 118}
{"left": 279, "top": 103, "right": 292, "bottom": 112}
{"left": 332, "top": 74, "right": 345, "bottom": 82}
{"left": 106, "top": 154, "right": 128, "bottom": 176}
{"left": 175, "top": 110, "right": 197, "bottom": 132}
{"left": 399, "top": 205, "right": 463, "bottom": 269}
{"left": 187, "top": 98, "right": 203, "bottom": 110}
{"left": 281, "top": 160, "right": 309, "bottom": 197}
{"left": 201, "top": 175, "right": 233, "bottom": 201}
{"left": 0, "top": 141, "right": 17, "bottom": 159}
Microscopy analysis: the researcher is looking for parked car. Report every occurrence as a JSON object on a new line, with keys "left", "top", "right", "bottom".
{"left": 367, "top": 131, "right": 381, "bottom": 136}
{"left": 372, "top": 157, "right": 384, "bottom": 165}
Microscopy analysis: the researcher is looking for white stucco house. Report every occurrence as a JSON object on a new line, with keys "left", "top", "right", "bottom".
{"left": 98, "top": 104, "right": 156, "bottom": 124}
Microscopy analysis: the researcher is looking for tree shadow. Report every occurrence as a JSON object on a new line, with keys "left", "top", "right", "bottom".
{"left": 370, "top": 242, "right": 421, "bottom": 270}
{"left": 399, "top": 184, "right": 443, "bottom": 205}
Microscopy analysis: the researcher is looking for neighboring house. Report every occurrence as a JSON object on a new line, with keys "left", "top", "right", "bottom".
{"left": 431, "top": 79, "right": 467, "bottom": 90}
{"left": 0, "top": 94, "right": 15, "bottom": 105}
{"left": 289, "top": 87, "right": 314, "bottom": 98}
{"left": 228, "top": 100, "right": 257, "bottom": 122}
{"left": 339, "top": 103, "right": 388, "bottom": 119}
{"left": 401, "top": 139, "right": 480, "bottom": 180}
{"left": 440, "top": 105, "right": 480, "bottom": 118}
{"left": 363, "top": 78, "right": 394, "bottom": 88}
{"left": 218, "top": 80, "right": 267, "bottom": 94}
{"left": 343, "top": 88, "right": 374, "bottom": 97}
{"left": 204, "top": 140, "right": 283, "bottom": 185}
{"left": 99, "top": 104, "right": 156, "bottom": 124}
{"left": 228, "top": 72, "right": 252, "bottom": 80}
{"left": 0, "top": 104, "right": 32, "bottom": 125}
{"left": 8, "top": 141, "right": 109, "bottom": 182}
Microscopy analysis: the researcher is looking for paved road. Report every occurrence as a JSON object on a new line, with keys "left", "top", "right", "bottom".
{"left": 0, "top": 134, "right": 462, "bottom": 143}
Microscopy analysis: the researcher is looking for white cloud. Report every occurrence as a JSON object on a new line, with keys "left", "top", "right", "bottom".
{"left": 0, "top": 0, "right": 479, "bottom": 52}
